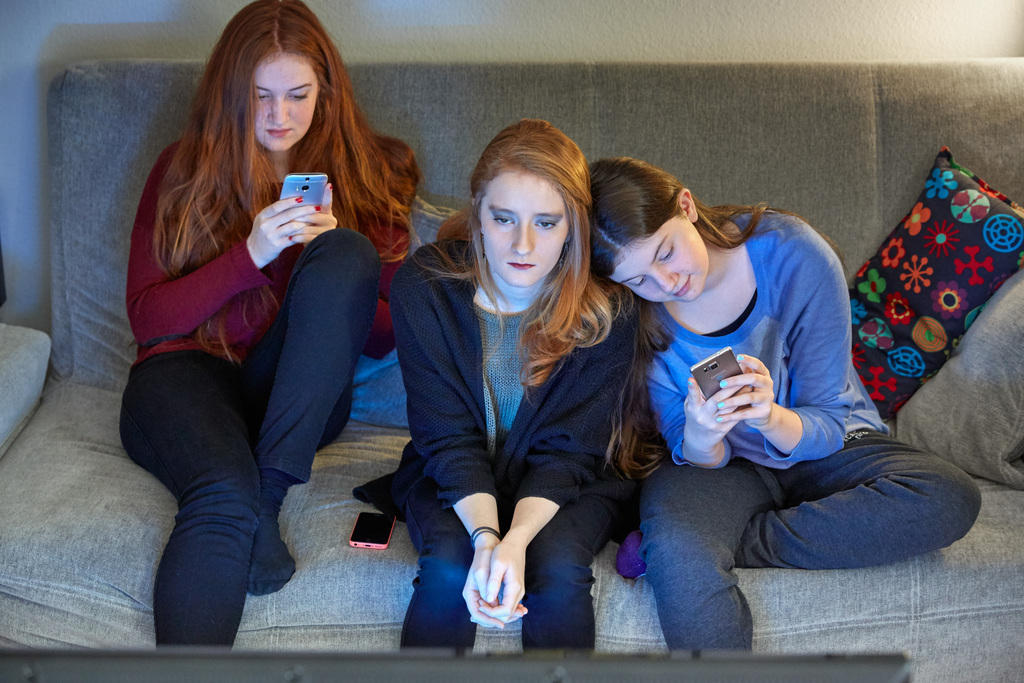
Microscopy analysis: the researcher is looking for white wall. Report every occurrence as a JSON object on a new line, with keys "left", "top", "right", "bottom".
{"left": 1, "top": 0, "right": 1022, "bottom": 331}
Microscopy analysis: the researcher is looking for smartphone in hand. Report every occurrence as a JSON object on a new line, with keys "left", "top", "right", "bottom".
{"left": 280, "top": 172, "right": 328, "bottom": 206}
{"left": 349, "top": 512, "right": 396, "bottom": 550}
{"left": 690, "top": 346, "right": 743, "bottom": 399}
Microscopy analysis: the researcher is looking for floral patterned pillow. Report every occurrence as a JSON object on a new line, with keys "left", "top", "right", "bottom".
{"left": 850, "top": 148, "right": 1024, "bottom": 419}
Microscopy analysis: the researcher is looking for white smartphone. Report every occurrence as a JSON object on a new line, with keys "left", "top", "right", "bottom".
{"left": 689, "top": 346, "right": 743, "bottom": 399}
{"left": 280, "top": 172, "right": 328, "bottom": 206}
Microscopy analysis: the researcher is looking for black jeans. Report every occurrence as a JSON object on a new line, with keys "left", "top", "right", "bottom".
{"left": 119, "top": 229, "right": 380, "bottom": 645}
{"left": 401, "top": 476, "right": 619, "bottom": 650}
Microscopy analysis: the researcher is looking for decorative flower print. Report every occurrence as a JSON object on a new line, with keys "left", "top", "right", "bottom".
{"left": 925, "top": 168, "right": 957, "bottom": 199}
{"left": 851, "top": 342, "right": 865, "bottom": 370}
{"left": 924, "top": 220, "right": 960, "bottom": 258}
{"left": 964, "top": 303, "right": 987, "bottom": 332}
{"left": 912, "top": 316, "right": 947, "bottom": 353}
{"left": 883, "top": 291, "right": 913, "bottom": 326}
{"left": 858, "top": 317, "right": 895, "bottom": 350}
{"left": 857, "top": 268, "right": 887, "bottom": 303}
{"left": 850, "top": 298, "right": 867, "bottom": 325}
{"left": 950, "top": 189, "right": 991, "bottom": 224}
{"left": 900, "top": 254, "right": 933, "bottom": 294}
{"left": 903, "top": 202, "right": 931, "bottom": 236}
{"left": 931, "top": 280, "right": 968, "bottom": 320}
{"left": 881, "top": 237, "right": 906, "bottom": 269}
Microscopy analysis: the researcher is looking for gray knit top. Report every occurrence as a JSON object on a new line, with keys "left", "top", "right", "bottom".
{"left": 476, "top": 305, "right": 525, "bottom": 457}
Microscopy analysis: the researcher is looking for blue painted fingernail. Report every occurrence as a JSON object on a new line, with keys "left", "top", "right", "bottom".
{"left": 719, "top": 379, "right": 728, "bottom": 388}
{"left": 737, "top": 354, "right": 744, "bottom": 361}
{"left": 716, "top": 416, "right": 724, "bottom": 422}
{"left": 717, "top": 401, "right": 725, "bottom": 408}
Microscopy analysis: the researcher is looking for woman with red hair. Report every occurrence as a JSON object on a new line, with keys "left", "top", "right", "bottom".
{"left": 366, "top": 119, "right": 639, "bottom": 649}
{"left": 120, "top": 0, "right": 419, "bottom": 644}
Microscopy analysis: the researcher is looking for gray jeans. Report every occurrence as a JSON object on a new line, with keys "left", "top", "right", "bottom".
{"left": 637, "top": 431, "right": 980, "bottom": 649}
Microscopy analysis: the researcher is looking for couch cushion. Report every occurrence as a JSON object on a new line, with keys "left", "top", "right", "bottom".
{"left": 0, "top": 380, "right": 411, "bottom": 648}
{"left": 409, "top": 195, "right": 458, "bottom": 249}
{"left": 0, "top": 381, "right": 162, "bottom": 646}
{"left": 48, "top": 61, "right": 1024, "bottom": 393}
{"left": 0, "top": 324, "right": 50, "bottom": 459}
{"left": 348, "top": 196, "right": 458, "bottom": 429}
{"left": 2, "top": 382, "right": 1023, "bottom": 683}
{"left": 591, "top": 63, "right": 882, "bottom": 281}
{"left": 47, "top": 61, "right": 201, "bottom": 390}
{"left": 850, "top": 148, "right": 1024, "bottom": 419}
{"left": 896, "top": 269, "right": 1024, "bottom": 488}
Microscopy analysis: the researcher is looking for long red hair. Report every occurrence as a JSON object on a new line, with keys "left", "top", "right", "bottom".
{"left": 154, "top": 0, "right": 419, "bottom": 360}
{"left": 434, "top": 120, "right": 646, "bottom": 475}
{"left": 435, "top": 119, "right": 624, "bottom": 389}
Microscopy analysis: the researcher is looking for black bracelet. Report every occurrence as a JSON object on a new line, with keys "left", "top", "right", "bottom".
{"left": 470, "top": 525, "right": 500, "bottom": 545}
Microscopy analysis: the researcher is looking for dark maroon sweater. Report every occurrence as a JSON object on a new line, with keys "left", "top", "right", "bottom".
{"left": 126, "top": 143, "right": 405, "bottom": 365}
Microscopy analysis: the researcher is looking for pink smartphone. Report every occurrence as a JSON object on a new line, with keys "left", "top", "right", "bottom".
{"left": 349, "top": 512, "right": 396, "bottom": 550}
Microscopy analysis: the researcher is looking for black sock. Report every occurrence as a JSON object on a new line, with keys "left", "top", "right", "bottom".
{"left": 247, "top": 467, "right": 301, "bottom": 595}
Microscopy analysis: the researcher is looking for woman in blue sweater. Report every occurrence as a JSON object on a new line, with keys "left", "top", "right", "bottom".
{"left": 588, "top": 156, "right": 980, "bottom": 650}
{"left": 384, "top": 120, "right": 639, "bottom": 649}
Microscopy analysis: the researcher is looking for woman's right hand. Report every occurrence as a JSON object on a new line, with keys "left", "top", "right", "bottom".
{"left": 246, "top": 190, "right": 335, "bottom": 269}
{"left": 462, "top": 536, "right": 528, "bottom": 629}
{"left": 681, "top": 376, "right": 746, "bottom": 464}
{"left": 463, "top": 537, "right": 506, "bottom": 628}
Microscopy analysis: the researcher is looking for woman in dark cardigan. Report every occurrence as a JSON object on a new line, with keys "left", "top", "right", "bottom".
{"left": 373, "top": 119, "right": 642, "bottom": 650}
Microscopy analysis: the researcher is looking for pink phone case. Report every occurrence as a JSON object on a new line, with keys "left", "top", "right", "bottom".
{"left": 348, "top": 512, "right": 396, "bottom": 550}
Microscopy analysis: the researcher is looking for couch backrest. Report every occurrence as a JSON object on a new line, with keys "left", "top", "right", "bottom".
{"left": 47, "top": 59, "right": 1024, "bottom": 389}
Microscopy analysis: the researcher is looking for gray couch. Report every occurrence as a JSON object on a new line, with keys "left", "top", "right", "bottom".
{"left": 2, "top": 59, "right": 1023, "bottom": 681}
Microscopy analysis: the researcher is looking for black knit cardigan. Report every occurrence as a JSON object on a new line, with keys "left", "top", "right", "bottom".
{"left": 356, "top": 240, "right": 638, "bottom": 518}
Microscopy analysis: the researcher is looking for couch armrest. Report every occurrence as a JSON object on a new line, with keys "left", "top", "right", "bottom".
{"left": 0, "top": 323, "right": 51, "bottom": 459}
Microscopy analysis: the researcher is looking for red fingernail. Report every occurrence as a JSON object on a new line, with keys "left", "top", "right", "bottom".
{"left": 315, "top": 206, "right": 321, "bottom": 211}
{"left": 295, "top": 197, "right": 303, "bottom": 203}
{"left": 289, "top": 235, "right": 295, "bottom": 241}
{"left": 327, "top": 183, "right": 333, "bottom": 191}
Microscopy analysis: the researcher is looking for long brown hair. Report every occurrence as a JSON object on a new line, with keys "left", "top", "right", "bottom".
{"left": 589, "top": 157, "right": 809, "bottom": 477}
{"left": 154, "top": 0, "right": 419, "bottom": 361}
{"left": 434, "top": 120, "right": 646, "bottom": 471}
{"left": 590, "top": 157, "right": 771, "bottom": 280}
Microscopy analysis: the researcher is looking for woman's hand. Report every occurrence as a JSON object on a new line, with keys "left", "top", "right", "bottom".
{"left": 712, "top": 354, "right": 775, "bottom": 429}
{"left": 477, "top": 535, "right": 529, "bottom": 625}
{"left": 681, "top": 354, "right": 774, "bottom": 466}
{"left": 715, "top": 353, "right": 804, "bottom": 453}
{"left": 462, "top": 535, "right": 527, "bottom": 628}
{"left": 681, "top": 373, "right": 746, "bottom": 461}
{"left": 246, "top": 184, "right": 337, "bottom": 268}
{"left": 456, "top": 496, "right": 551, "bottom": 628}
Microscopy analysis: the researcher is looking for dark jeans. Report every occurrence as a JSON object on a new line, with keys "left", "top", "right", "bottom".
{"left": 401, "top": 477, "right": 619, "bottom": 650}
{"left": 119, "top": 229, "right": 380, "bottom": 645}
{"left": 638, "top": 431, "right": 981, "bottom": 650}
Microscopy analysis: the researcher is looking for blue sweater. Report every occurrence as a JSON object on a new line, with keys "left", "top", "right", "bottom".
{"left": 649, "top": 213, "right": 886, "bottom": 469}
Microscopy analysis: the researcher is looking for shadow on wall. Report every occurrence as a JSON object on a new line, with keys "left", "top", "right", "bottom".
{"left": 1, "top": 211, "right": 6, "bottom": 308}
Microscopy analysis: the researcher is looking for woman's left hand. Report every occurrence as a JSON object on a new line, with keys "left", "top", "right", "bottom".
{"left": 713, "top": 353, "right": 776, "bottom": 430}
{"left": 477, "top": 537, "right": 528, "bottom": 625}
{"left": 291, "top": 183, "right": 337, "bottom": 244}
